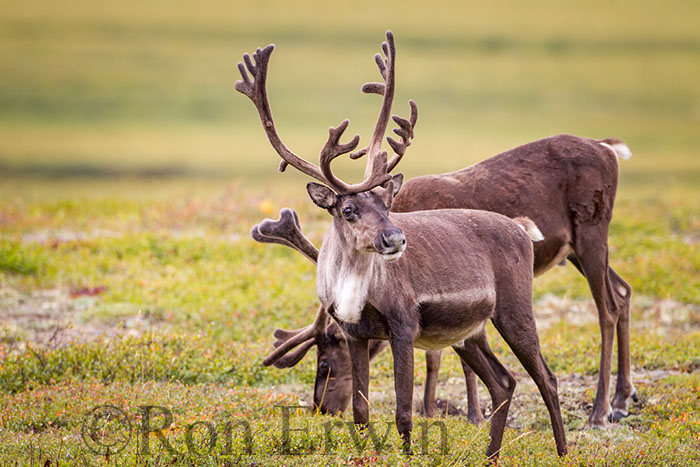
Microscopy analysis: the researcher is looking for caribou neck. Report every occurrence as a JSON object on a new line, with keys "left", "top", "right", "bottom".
{"left": 317, "top": 222, "right": 386, "bottom": 324}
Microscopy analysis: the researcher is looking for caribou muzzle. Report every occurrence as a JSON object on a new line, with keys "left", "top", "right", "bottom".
{"left": 374, "top": 227, "right": 406, "bottom": 260}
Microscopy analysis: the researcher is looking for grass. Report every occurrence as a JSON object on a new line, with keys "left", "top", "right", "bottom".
{"left": 1, "top": 0, "right": 699, "bottom": 465}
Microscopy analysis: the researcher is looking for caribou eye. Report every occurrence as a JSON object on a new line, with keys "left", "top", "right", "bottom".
{"left": 319, "top": 360, "right": 330, "bottom": 376}
{"left": 342, "top": 207, "right": 354, "bottom": 220}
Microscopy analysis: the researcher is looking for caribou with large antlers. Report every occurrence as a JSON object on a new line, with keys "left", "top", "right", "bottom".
{"left": 245, "top": 38, "right": 635, "bottom": 429}
{"left": 237, "top": 31, "right": 567, "bottom": 458}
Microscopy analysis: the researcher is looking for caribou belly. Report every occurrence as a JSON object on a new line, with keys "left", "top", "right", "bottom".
{"left": 413, "top": 289, "right": 495, "bottom": 350}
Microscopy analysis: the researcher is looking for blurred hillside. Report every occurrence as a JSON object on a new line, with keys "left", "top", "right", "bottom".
{"left": 0, "top": 0, "right": 699, "bottom": 200}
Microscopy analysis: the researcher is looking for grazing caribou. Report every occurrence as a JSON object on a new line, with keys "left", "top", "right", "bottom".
{"left": 237, "top": 31, "right": 567, "bottom": 458}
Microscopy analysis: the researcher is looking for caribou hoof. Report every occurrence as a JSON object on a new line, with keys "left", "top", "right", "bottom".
{"left": 631, "top": 392, "right": 639, "bottom": 403}
{"left": 612, "top": 410, "right": 628, "bottom": 422}
{"left": 589, "top": 409, "right": 612, "bottom": 428}
{"left": 589, "top": 418, "right": 607, "bottom": 429}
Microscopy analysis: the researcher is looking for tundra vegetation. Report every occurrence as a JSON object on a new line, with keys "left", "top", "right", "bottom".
{"left": 0, "top": 0, "right": 699, "bottom": 465}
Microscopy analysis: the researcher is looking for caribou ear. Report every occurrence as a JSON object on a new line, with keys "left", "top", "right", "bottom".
{"left": 375, "top": 173, "right": 403, "bottom": 209}
{"left": 390, "top": 173, "right": 404, "bottom": 197}
{"left": 307, "top": 183, "right": 337, "bottom": 209}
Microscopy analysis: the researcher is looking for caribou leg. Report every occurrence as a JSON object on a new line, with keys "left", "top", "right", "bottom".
{"left": 452, "top": 333, "right": 516, "bottom": 462}
{"left": 421, "top": 350, "right": 442, "bottom": 418}
{"left": 568, "top": 232, "right": 618, "bottom": 428}
{"left": 458, "top": 357, "right": 485, "bottom": 425}
{"left": 347, "top": 335, "right": 371, "bottom": 426}
{"left": 389, "top": 333, "right": 415, "bottom": 453}
{"left": 609, "top": 267, "right": 636, "bottom": 420}
{"left": 492, "top": 305, "right": 568, "bottom": 457}
{"left": 569, "top": 254, "right": 638, "bottom": 427}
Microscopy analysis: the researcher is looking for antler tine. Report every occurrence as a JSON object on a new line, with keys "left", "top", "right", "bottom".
{"left": 270, "top": 339, "right": 316, "bottom": 368}
{"left": 262, "top": 305, "right": 327, "bottom": 367}
{"left": 318, "top": 120, "right": 380, "bottom": 194}
{"left": 315, "top": 31, "right": 397, "bottom": 194}
{"left": 250, "top": 208, "right": 319, "bottom": 264}
{"left": 236, "top": 31, "right": 402, "bottom": 194}
{"left": 234, "top": 44, "right": 330, "bottom": 184}
{"left": 318, "top": 122, "right": 391, "bottom": 194}
{"left": 364, "top": 31, "right": 395, "bottom": 179}
{"left": 387, "top": 99, "right": 418, "bottom": 172}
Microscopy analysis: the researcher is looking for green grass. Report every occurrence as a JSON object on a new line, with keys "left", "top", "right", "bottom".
{"left": 1, "top": 0, "right": 699, "bottom": 465}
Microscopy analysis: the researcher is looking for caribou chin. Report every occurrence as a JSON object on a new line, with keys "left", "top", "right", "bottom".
{"left": 379, "top": 245, "right": 405, "bottom": 262}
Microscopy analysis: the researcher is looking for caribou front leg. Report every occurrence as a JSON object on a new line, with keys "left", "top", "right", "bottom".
{"left": 422, "top": 350, "right": 442, "bottom": 418}
{"left": 459, "top": 357, "right": 485, "bottom": 425}
{"left": 390, "top": 333, "right": 415, "bottom": 453}
{"left": 347, "top": 336, "right": 371, "bottom": 426}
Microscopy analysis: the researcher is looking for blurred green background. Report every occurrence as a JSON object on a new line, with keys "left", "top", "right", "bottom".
{"left": 1, "top": 0, "right": 699, "bottom": 201}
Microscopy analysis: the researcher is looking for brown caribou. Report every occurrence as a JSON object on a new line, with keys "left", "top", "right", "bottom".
{"left": 237, "top": 31, "right": 567, "bottom": 458}
{"left": 252, "top": 208, "right": 485, "bottom": 423}
{"left": 249, "top": 48, "right": 635, "bottom": 430}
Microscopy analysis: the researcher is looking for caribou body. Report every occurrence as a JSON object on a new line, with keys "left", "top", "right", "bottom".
{"left": 237, "top": 30, "right": 568, "bottom": 458}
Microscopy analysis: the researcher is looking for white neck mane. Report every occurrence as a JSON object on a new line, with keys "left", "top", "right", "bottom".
{"left": 317, "top": 230, "right": 384, "bottom": 324}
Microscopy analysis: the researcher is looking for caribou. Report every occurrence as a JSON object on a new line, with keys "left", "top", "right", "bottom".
{"left": 237, "top": 31, "right": 567, "bottom": 458}
{"left": 248, "top": 45, "right": 635, "bottom": 430}
{"left": 252, "top": 208, "right": 485, "bottom": 423}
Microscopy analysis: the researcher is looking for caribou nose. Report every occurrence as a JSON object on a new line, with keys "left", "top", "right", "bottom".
{"left": 375, "top": 228, "right": 406, "bottom": 257}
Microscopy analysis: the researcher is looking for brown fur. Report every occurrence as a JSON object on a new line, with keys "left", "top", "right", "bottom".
{"left": 393, "top": 134, "right": 634, "bottom": 426}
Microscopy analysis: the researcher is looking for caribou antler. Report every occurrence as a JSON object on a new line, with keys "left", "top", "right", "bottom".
{"left": 250, "top": 208, "right": 324, "bottom": 367}
{"left": 355, "top": 38, "right": 418, "bottom": 173}
{"left": 387, "top": 100, "right": 418, "bottom": 171}
{"left": 262, "top": 305, "right": 327, "bottom": 367}
{"left": 235, "top": 30, "right": 405, "bottom": 194}
{"left": 251, "top": 208, "right": 318, "bottom": 263}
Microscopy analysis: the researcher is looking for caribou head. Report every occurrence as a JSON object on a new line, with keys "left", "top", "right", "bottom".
{"left": 307, "top": 178, "right": 406, "bottom": 260}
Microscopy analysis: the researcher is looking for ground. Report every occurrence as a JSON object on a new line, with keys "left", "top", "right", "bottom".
{"left": 1, "top": 187, "right": 698, "bottom": 465}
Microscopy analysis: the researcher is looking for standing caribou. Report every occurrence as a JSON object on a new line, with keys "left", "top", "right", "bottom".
{"left": 244, "top": 38, "right": 635, "bottom": 429}
{"left": 237, "top": 31, "right": 568, "bottom": 458}
{"left": 252, "top": 209, "right": 485, "bottom": 423}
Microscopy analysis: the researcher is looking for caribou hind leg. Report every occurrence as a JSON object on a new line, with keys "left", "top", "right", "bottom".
{"left": 491, "top": 304, "right": 568, "bottom": 457}
{"left": 452, "top": 333, "right": 516, "bottom": 461}
{"left": 609, "top": 267, "right": 636, "bottom": 420}
{"left": 568, "top": 229, "right": 619, "bottom": 427}
{"left": 568, "top": 255, "right": 636, "bottom": 424}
